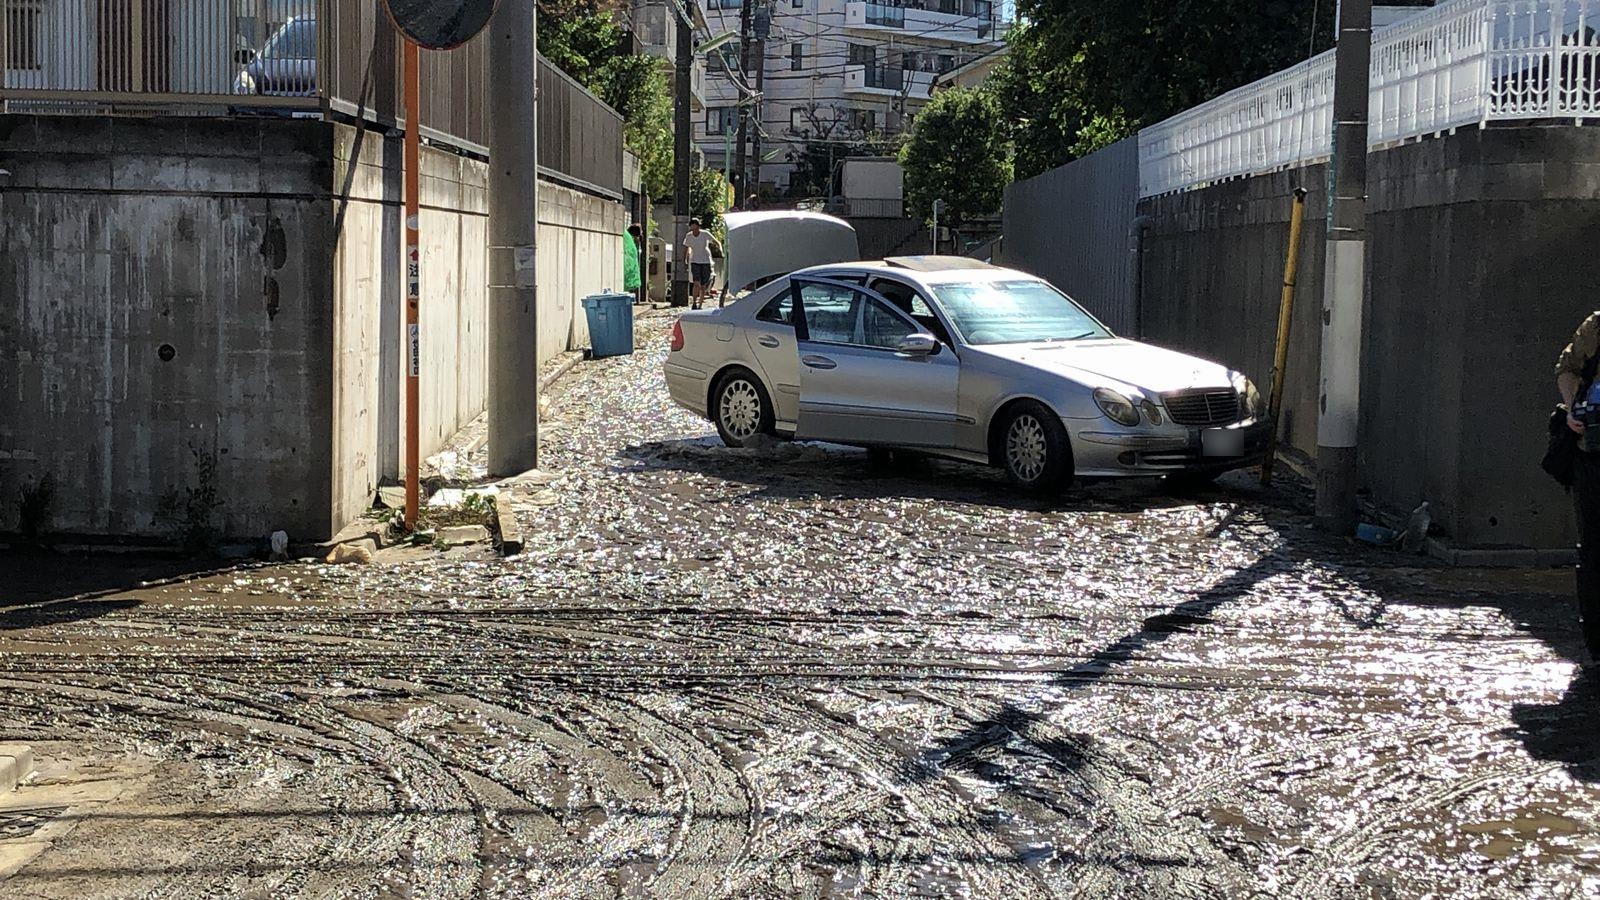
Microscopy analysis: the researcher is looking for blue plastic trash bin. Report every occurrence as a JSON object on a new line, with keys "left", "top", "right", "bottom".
{"left": 582, "top": 292, "right": 635, "bottom": 359}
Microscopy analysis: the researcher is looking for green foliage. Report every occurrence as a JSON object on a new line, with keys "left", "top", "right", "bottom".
{"left": 690, "top": 168, "right": 731, "bottom": 236}
{"left": 898, "top": 87, "right": 1011, "bottom": 228}
{"left": 537, "top": 0, "right": 624, "bottom": 78}
{"left": 996, "top": 1, "right": 1385, "bottom": 177}
{"left": 593, "top": 53, "right": 674, "bottom": 201}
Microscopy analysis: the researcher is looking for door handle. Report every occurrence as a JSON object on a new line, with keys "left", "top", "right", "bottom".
{"left": 757, "top": 335, "right": 781, "bottom": 348}
{"left": 801, "top": 355, "right": 837, "bottom": 370}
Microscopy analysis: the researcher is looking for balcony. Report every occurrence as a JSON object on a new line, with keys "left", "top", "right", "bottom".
{"left": 0, "top": 0, "right": 627, "bottom": 196}
{"left": 843, "top": 1, "right": 1000, "bottom": 45}
{"left": 629, "top": 0, "right": 677, "bottom": 59}
{"left": 843, "top": 65, "right": 935, "bottom": 101}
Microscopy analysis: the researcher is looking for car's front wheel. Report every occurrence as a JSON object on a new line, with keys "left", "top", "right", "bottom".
{"left": 999, "top": 401, "right": 1073, "bottom": 493}
{"left": 712, "top": 368, "right": 775, "bottom": 448}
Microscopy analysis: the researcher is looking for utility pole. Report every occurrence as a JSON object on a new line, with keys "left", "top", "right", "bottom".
{"left": 1316, "top": 0, "right": 1371, "bottom": 533}
{"left": 734, "top": 0, "right": 754, "bottom": 206}
{"left": 672, "top": 0, "right": 693, "bottom": 307}
{"left": 403, "top": 41, "right": 421, "bottom": 527}
{"left": 750, "top": 1, "right": 769, "bottom": 205}
{"left": 487, "top": 0, "right": 539, "bottom": 475}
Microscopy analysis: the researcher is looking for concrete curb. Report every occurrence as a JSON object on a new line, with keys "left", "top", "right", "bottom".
{"left": 539, "top": 351, "right": 584, "bottom": 398}
{"left": 0, "top": 744, "right": 34, "bottom": 793}
{"left": 496, "top": 501, "right": 523, "bottom": 556}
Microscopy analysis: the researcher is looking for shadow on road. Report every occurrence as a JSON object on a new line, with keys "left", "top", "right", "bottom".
{"left": 1510, "top": 667, "right": 1600, "bottom": 780}
{"left": 0, "top": 548, "right": 245, "bottom": 630}
{"left": 617, "top": 437, "right": 1271, "bottom": 515}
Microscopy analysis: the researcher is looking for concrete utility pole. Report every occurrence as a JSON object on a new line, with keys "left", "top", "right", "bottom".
{"left": 672, "top": 0, "right": 693, "bottom": 307}
{"left": 750, "top": 1, "right": 770, "bottom": 202}
{"left": 1316, "top": 0, "right": 1371, "bottom": 533}
{"left": 734, "top": 0, "right": 754, "bottom": 205}
{"left": 487, "top": 0, "right": 540, "bottom": 475}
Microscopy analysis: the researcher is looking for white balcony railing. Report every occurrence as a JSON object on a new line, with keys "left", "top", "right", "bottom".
{"left": 843, "top": 1, "right": 999, "bottom": 44}
{"left": 1138, "top": 0, "right": 1600, "bottom": 198}
{"left": 843, "top": 63, "right": 936, "bottom": 100}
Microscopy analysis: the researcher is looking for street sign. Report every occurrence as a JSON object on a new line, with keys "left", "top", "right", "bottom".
{"left": 384, "top": 0, "right": 498, "bottom": 50}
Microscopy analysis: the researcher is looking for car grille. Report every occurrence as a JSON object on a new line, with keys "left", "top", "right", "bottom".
{"left": 1162, "top": 388, "right": 1241, "bottom": 427}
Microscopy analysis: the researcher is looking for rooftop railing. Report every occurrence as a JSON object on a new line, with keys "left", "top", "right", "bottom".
{"left": 1138, "top": 0, "right": 1600, "bottom": 198}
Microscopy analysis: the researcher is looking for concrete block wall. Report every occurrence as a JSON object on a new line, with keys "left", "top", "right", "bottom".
{"left": 2, "top": 114, "right": 626, "bottom": 543}
{"left": 1136, "top": 125, "right": 1600, "bottom": 551}
{"left": 0, "top": 115, "right": 336, "bottom": 541}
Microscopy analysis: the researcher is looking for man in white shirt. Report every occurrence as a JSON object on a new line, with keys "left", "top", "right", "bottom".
{"left": 682, "top": 218, "right": 721, "bottom": 309}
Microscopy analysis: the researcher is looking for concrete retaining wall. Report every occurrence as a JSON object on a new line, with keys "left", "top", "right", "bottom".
{"left": 0, "top": 116, "right": 336, "bottom": 541}
{"left": 1, "top": 114, "right": 625, "bottom": 543}
{"left": 1137, "top": 125, "right": 1600, "bottom": 551}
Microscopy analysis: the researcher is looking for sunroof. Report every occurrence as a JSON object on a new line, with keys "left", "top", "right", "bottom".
{"left": 883, "top": 256, "right": 998, "bottom": 272}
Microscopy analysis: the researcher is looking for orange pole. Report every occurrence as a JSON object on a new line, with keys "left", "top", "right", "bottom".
{"left": 403, "top": 40, "right": 421, "bottom": 529}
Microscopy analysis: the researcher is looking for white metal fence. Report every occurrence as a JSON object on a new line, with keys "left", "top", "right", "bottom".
{"left": 1139, "top": 0, "right": 1600, "bottom": 198}
{"left": 1, "top": 0, "right": 320, "bottom": 109}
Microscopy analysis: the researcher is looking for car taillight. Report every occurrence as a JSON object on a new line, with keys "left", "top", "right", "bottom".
{"left": 670, "top": 319, "right": 685, "bottom": 352}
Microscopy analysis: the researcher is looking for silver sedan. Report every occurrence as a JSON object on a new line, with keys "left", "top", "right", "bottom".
{"left": 664, "top": 258, "right": 1271, "bottom": 492}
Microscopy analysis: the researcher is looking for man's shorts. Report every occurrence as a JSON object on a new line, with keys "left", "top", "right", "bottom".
{"left": 691, "top": 262, "right": 713, "bottom": 287}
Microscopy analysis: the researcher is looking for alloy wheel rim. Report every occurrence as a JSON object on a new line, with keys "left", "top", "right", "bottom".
{"left": 1007, "top": 415, "right": 1047, "bottom": 482}
{"left": 720, "top": 380, "right": 761, "bottom": 440}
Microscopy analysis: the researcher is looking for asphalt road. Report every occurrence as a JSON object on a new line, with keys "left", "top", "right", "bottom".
{"left": 1, "top": 314, "right": 1596, "bottom": 898}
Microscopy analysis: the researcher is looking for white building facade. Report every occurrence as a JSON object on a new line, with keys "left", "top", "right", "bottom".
{"left": 698, "top": 0, "right": 1003, "bottom": 198}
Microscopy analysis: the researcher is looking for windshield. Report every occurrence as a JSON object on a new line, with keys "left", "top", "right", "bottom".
{"left": 263, "top": 19, "right": 316, "bottom": 59}
{"left": 930, "top": 280, "right": 1112, "bottom": 345}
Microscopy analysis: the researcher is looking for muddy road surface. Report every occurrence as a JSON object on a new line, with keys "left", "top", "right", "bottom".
{"left": 1, "top": 315, "right": 1597, "bottom": 898}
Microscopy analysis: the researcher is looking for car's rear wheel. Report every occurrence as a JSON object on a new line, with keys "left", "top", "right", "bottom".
{"left": 999, "top": 401, "right": 1073, "bottom": 493}
{"left": 712, "top": 368, "right": 774, "bottom": 448}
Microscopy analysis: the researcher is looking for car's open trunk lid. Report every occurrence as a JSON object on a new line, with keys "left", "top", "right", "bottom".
{"left": 723, "top": 211, "right": 860, "bottom": 294}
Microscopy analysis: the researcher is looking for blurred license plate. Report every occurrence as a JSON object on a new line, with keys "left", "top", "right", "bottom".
{"left": 1201, "top": 427, "right": 1244, "bottom": 457}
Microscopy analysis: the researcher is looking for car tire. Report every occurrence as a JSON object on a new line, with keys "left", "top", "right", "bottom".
{"left": 998, "top": 401, "right": 1073, "bottom": 493}
{"left": 712, "top": 368, "right": 775, "bottom": 448}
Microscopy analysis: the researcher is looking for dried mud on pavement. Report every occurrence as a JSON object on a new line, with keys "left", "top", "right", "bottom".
{"left": 1, "top": 314, "right": 1597, "bottom": 898}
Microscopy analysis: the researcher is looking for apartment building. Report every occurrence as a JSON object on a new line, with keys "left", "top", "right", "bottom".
{"left": 697, "top": 0, "right": 1004, "bottom": 198}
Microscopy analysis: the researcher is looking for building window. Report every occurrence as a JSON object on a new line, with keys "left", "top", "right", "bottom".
{"left": 6, "top": 3, "right": 41, "bottom": 71}
{"left": 790, "top": 43, "right": 803, "bottom": 71}
{"left": 706, "top": 107, "right": 736, "bottom": 135}
{"left": 710, "top": 0, "right": 744, "bottom": 9}
{"left": 790, "top": 107, "right": 809, "bottom": 132}
{"left": 847, "top": 43, "right": 875, "bottom": 67}
{"left": 938, "top": 54, "right": 955, "bottom": 74}
{"left": 848, "top": 109, "right": 876, "bottom": 133}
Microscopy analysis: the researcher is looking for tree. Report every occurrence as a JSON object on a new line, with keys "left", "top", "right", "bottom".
{"left": 898, "top": 87, "right": 1011, "bottom": 231}
{"left": 1015, "top": 0, "right": 1338, "bottom": 135}
{"left": 593, "top": 54, "right": 674, "bottom": 201}
{"left": 993, "top": 0, "right": 1416, "bottom": 176}
{"left": 690, "top": 168, "right": 731, "bottom": 236}
{"left": 536, "top": 0, "right": 624, "bottom": 79}
{"left": 782, "top": 104, "right": 896, "bottom": 200}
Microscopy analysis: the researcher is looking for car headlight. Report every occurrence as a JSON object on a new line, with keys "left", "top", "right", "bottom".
{"left": 1093, "top": 388, "right": 1141, "bottom": 427}
{"left": 1232, "top": 373, "right": 1266, "bottom": 419}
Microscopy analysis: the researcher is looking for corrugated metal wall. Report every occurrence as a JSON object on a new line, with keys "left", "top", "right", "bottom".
{"left": 1000, "top": 137, "right": 1141, "bottom": 336}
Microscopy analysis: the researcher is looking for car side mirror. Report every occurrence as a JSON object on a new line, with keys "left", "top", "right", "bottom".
{"left": 896, "top": 333, "right": 939, "bottom": 356}
{"left": 235, "top": 48, "right": 257, "bottom": 66}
